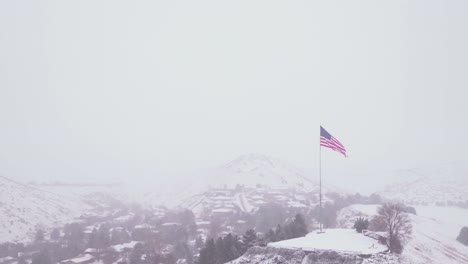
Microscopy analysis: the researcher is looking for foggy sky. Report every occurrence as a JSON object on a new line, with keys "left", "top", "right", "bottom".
{"left": 1, "top": 0, "right": 467, "bottom": 186}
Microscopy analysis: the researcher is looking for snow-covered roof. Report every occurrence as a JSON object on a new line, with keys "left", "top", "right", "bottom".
{"left": 84, "top": 248, "right": 98, "bottom": 253}
{"left": 287, "top": 201, "right": 307, "bottom": 208}
{"left": 268, "top": 229, "right": 387, "bottom": 255}
{"left": 161, "top": 222, "right": 181, "bottom": 227}
{"left": 110, "top": 241, "right": 139, "bottom": 252}
{"left": 0, "top": 257, "right": 16, "bottom": 263}
{"left": 134, "top": 224, "right": 152, "bottom": 229}
{"left": 61, "top": 254, "right": 94, "bottom": 264}
{"left": 212, "top": 208, "right": 234, "bottom": 213}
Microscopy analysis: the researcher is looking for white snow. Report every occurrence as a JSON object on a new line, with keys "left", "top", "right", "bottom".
{"left": 61, "top": 254, "right": 94, "bottom": 264}
{"left": 0, "top": 176, "right": 89, "bottom": 243}
{"left": 337, "top": 204, "right": 468, "bottom": 264}
{"left": 378, "top": 162, "right": 468, "bottom": 206}
{"left": 268, "top": 229, "right": 387, "bottom": 254}
{"left": 110, "top": 241, "right": 139, "bottom": 252}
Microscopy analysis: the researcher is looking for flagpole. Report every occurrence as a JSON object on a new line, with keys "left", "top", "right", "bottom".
{"left": 319, "top": 125, "right": 322, "bottom": 233}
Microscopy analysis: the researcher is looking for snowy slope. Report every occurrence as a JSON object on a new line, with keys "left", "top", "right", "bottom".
{"left": 337, "top": 204, "right": 468, "bottom": 264}
{"left": 0, "top": 176, "right": 89, "bottom": 243}
{"left": 378, "top": 162, "right": 468, "bottom": 206}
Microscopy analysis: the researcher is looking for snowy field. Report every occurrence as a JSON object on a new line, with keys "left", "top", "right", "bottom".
{"left": 268, "top": 228, "right": 387, "bottom": 254}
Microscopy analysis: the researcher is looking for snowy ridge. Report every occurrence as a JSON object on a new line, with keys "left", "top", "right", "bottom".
{"left": 378, "top": 162, "right": 468, "bottom": 206}
{"left": 0, "top": 176, "right": 89, "bottom": 243}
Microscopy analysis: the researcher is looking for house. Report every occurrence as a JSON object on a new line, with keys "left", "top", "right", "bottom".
{"left": 83, "top": 248, "right": 99, "bottom": 256}
{"left": 60, "top": 254, "right": 95, "bottom": 264}
{"left": 0, "top": 256, "right": 16, "bottom": 264}
{"left": 196, "top": 221, "right": 210, "bottom": 228}
{"left": 109, "top": 241, "right": 139, "bottom": 253}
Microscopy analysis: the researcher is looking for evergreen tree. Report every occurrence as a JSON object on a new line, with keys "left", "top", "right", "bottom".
{"left": 241, "top": 229, "right": 257, "bottom": 253}
{"left": 195, "top": 235, "right": 204, "bottom": 249}
{"left": 198, "top": 239, "right": 216, "bottom": 264}
{"left": 353, "top": 217, "right": 369, "bottom": 233}
{"left": 130, "top": 243, "right": 144, "bottom": 264}
{"left": 174, "top": 242, "right": 192, "bottom": 264}
{"left": 87, "top": 228, "right": 99, "bottom": 249}
{"left": 50, "top": 228, "right": 60, "bottom": 240}
{"left": 98, "top": 225, "right": 110, "bottom": 249}
{"left": 17, "top": 256, "right": 27, "bottom": 264}
{"left": 265, "top": 229, "right": 276, "bottom": 242}
{"left": 222, "top": 234, "right": 240, "bottom": 263}
{"left": 32, "top": 249, "right": 52, "bottom": 264}
{"left": 214, "top": 237, "right": 224, "bottom": 264}
{"left": 290, "top": 214, "right": 308, "bottom": 238}
{"left": 35, "top": 229, "right": 45, "bottom": 242}
{"left": 274, "top": 224, "right": 285, "bottom": 241}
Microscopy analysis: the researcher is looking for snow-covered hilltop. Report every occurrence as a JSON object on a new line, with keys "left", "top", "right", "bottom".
{"left": 128, "top": 153, "right": 338, "bottom": 210}
{"left": 215, "top": 153, "right": 317, "bottom": 190}
{"left": 145, "top": 154, "right": 344, "bottom": 218}
{"left": 0, "top": 176, "right": 89, "bottom": 243}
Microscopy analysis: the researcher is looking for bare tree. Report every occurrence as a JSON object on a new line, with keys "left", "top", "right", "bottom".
{"left": 377, "top": 203, "right": 412, "bottom": 253}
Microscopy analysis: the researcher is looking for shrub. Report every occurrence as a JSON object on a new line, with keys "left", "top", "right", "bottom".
{"left": 368, "top": 216, "right": 386, "bottom": 232}
{"left": 457, "top": 227, "right": 468, "bottom": 246}
{"left": 403, "top": 206, "right": 417, "bottom": 215}
{"left": 353, "top": 217, "right": 369, "bottom": 233}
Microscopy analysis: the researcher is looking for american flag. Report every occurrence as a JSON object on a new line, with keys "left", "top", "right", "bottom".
{"left": 320, "top": 126, "right": 347, "bottom": 157}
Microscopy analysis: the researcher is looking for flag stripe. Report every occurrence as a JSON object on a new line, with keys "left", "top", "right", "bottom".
{"left": 330, "top": 137, "right": 344, "bottom": 148}
{"left": 320, "top": 126, "right": 347, "bottom": 157}
{"left": 320, "top": 138, "right": 345, "bottom": 151}
{"left": 321, "top": 143, "right": 346, "bottom": 154}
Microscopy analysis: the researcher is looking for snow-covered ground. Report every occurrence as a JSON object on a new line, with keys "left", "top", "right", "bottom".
{"left": 337, "top": 204, "right": 468, "bottom": 264}
{"left": 268, "top": 229, "right": 387, "bottom": 254}
{"left": 0, "top": 176, "right": 89, "bottom": 243}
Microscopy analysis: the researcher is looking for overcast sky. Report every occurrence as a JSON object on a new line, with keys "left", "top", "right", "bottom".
{"left": 1, "top": 1, "right": 467, "bottom": 186}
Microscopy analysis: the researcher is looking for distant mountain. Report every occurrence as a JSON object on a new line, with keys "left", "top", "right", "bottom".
{"left": 129, "top": 154, "right": 342, "bottom": 217}
{"left": 377, "top": 162, "right": 468, "bottom": 206}
{"left": 0, "top": 176, "right": 89, "bottom": 243}
{"left": 204, "top": 153, "right": 332, "bottom": 192}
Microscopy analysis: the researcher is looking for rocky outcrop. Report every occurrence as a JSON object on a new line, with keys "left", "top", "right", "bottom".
{"left": 227, "top": 246, "right": 407, "bottom": 264}
{"left": 227, "top": 246, "right": 306, "bottom": 264}
{"left": 227, "top": 246, "right": 362, "bottom": 264}
{"left": 303, "top": 251, "right": 363, "bottom": 264}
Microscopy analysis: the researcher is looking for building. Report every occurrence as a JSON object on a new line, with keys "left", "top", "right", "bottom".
{"left": 60, "top": 254, "right": 95, "bottom": 264}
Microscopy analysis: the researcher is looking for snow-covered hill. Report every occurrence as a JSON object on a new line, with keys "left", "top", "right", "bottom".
{"left": 377, "top": 162, "right": 468, "bottom": 206}
{"left": 0, "top": 176, "right": 89, "bottom": 243}
{"left": 125, "top": 154, "right": 338, "bottom": 210}
{"left": 337, "top": 204, "right": 468, "bottom": 264}
{"left": 214, "top": 153, "right": 317, "bottom": 190}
